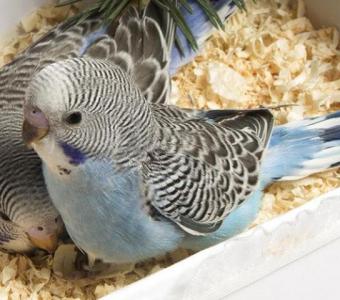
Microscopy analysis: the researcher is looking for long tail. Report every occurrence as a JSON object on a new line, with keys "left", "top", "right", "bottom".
{"left": 170, "top": 0, "right": 237, "bottom": 75}
{"left": 260, "top": 111, "right": 340, "bottom": 187}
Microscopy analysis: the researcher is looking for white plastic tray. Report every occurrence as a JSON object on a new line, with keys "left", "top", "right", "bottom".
{"left": 103, "top": 188, "right": 340, "bottom": 300}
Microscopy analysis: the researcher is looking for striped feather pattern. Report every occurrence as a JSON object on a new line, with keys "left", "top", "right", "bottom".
{"left": 0, "top": 18, "right": 90, "bottom": 248}
{"left": 29, "top": 59, "right": 273, "bottom": 237}
{"left": 2, "top": 18, "right": 105, "bottom": 102}
{"left": 0, "top": 106, "right": 59, "bottom": 250}
{"left": 29, "top": 57, "right": 158, "bottom": 167}
{"left": 144, "top": 106, "right": 273, "bottom": 234}
{"left": 21, "top": 3, "right": 271, "bottom": 238}
{"left": 27, "top": 10, "right": 171, "bottom": 166}
{"left": 84, "top": 6, "right": 170, "bottom": 104}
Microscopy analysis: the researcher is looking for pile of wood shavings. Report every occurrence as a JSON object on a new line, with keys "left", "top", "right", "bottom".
{"left": 0, "top": 5, "right": 79, "bottom": 67}
{"left": 0, "top": 0, "right": 339, "bottom": 299}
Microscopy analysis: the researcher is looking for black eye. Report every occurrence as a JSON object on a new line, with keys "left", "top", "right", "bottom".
{"left": 64, "top": 112, "right": 82, "bottom": 125}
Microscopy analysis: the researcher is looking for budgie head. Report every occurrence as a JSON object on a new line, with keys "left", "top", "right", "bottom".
{"left": 22, "top": 14, "right": 169, "bottom": 172}
{"left": 23, "top": 58, "right": 156, "bottom": 172}
{"left": 0, "top": 182, "right": 63, "bottom": 254}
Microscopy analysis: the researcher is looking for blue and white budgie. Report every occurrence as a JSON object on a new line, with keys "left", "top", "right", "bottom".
{"left": 21, "top": 3, "right": 340, "bottom": 266}
{"left": 0, "top": 0, "right": 236, "bottom": 254}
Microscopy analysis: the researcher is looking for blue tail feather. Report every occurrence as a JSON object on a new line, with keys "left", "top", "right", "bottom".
{"left": 170, "top": 0, "right": 237, "bottom": 75}
{"left": 260, "top": 111, "right": 340, "bottom": 187}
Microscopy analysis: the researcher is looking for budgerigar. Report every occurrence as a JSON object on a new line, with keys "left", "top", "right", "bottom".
{"left": 0, "top": 105, "right": 63, "bottom": 253}
{"left": 21, "top": 5, "right": 340, "bottom": 265}
{"left": 0, "top": 1, "right": 236, "bottom": 253}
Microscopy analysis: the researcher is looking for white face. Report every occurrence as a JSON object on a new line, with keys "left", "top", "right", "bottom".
{"left": 32, "top": 136, "right": 76, "bottom": 176}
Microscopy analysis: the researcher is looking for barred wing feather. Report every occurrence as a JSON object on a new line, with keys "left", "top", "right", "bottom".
{"left": 144, "top": 106, "right": 274, "bottom": 235}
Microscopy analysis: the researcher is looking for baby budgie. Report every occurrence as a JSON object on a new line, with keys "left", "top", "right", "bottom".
{"left": 0, "top": 1, "right": 236, "bottom": 253}
{"left": 22, "top": 5, "right": 340, "bottom": 265}
{"left": 0, "top": 105, "right": 62, "bottom": 253}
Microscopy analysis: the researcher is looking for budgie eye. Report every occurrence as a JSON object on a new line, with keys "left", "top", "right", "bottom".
{"left": 63, "top": 112, "right": 82, "bottom": 126}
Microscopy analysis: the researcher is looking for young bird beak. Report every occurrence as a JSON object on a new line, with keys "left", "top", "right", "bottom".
{"left": 27, "top": 229, "right": 59, "bottom": 254}
{"left": 22, "top": 105, "right": 49, "bottom": 146}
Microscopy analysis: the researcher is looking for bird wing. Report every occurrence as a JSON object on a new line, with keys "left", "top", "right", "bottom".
{"left": 84, "top": 6, "right": 172, "bottom": 104}
{"left": 1, "top": 3, "right": 173, "bottom": 107}
{"left": 0, "top": 1, "right": 238, "bottom": 107}
{"left": 0, "top": 16, "right": 104, "bottom": 108}
{"left": 143, "top": 106, "right": 274, "bottom": 235}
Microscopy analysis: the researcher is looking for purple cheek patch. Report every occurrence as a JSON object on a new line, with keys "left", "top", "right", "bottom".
{"left": 60, "top": 142, "right": 86, "bottom": 165}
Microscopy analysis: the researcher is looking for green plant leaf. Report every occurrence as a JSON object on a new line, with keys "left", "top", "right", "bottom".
{"left": 57, "top": 0, "right": 247, "bottom": 51}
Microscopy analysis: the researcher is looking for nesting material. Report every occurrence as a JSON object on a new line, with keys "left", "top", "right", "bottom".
{"left": 0, "top": 0, "right": 339, "bottom": 299}
{"left": 0, "top": 5, "right": 79, "bottom": 67}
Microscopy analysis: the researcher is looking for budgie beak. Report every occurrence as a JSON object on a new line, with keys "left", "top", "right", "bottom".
{"left": 27, "top": 229, "right": 59, "bottom": 254}
{"left": 22, "top": 105, "right": 49, "bottom": 146}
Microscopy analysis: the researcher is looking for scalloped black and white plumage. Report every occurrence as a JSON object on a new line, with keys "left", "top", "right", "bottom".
{"left": 84, "top": 6, "right": 172, "bottom": 104}
{"left": 144, "top": 106, "right": 273, "bottom": 235}
{"left": 0, "top": 4, "right": 175, "bottom": 107}
{"left": 0, "top": 1, "right": 238, "bottom": 108}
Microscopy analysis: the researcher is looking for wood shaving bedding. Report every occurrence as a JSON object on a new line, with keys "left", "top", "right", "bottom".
{"left": 0, "top": 0, "right": 339, "bottom": 299}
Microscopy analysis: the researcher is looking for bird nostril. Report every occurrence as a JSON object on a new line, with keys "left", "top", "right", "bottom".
{"left": 27, "top": 226, "right": 59, "bottom": 253}
{"left": 23, "top": 105, "right": 49, "bottom": 132}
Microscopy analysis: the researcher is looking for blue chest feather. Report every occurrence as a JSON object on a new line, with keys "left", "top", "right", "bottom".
{"left": 182, "top": 189, "right": 263, "bottom": 250}
{"left": 43, "top": 160, "right": 183, "bottom": 263}
{"left": 44, "top": 158, "right": 265, "bottom": 262}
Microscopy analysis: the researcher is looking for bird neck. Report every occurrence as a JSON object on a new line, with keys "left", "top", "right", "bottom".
{"left": 111, "top": 98, "right": 159, "bottom": 167}
{"left": 43, "top": 159, "right": 183, "bottom": 263}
